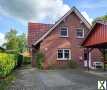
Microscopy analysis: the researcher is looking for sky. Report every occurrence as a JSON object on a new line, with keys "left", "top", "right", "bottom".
{"left": 0, "top": 0, "right": 107, "bottom": 46}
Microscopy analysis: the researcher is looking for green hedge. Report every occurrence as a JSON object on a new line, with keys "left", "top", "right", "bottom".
{"left": 0, "top": 53, "right": 16, "bottom": 77}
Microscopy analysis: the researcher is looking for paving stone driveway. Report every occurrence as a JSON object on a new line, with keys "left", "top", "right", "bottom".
{"left": 8, "top": 66, "right": 106, "bottom": 90}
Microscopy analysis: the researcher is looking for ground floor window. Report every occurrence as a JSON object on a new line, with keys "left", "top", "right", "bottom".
{"left": 57, "top": 49, "right": 71, "bottom": 60}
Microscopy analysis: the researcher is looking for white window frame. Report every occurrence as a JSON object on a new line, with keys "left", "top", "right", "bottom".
{"left": 60, "top": 27, "right": 68, "bottom": 37}
{"left": 76, "top": 28, "right": 84, "bottom": 38}
{"left": 57, "top": 49, "right": 71, "bottom": 60}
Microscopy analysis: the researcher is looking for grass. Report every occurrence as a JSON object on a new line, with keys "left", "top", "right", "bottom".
{"left": 0, "top": 73, "right": 16, "bottom": 90}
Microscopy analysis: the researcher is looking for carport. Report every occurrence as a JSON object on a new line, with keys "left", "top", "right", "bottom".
{"left": 82, "top": 21, "right": 107, "bottom": 71}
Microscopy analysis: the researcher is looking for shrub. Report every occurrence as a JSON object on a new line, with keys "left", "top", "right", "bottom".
{"left": 35, "top": 52, "right": 45, "bottom": 69}
{"left": 0, "top": 53, "right": 16, "bottom": 77}
{"left": 68, "top": 59, "right": 79, "bottom": 68}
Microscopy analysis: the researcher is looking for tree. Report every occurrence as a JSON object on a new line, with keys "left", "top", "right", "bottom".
{"left": 100, "top": 15, "right": 107, "bottom": 20}
{"left": 3, "top": 29, "right": 27, "bottom": 53}
{"left": 3, "top": 29, "right": 19, "bottom": 50}
{"left": 92, "top": 14, "right": 107, "bottom": 25}
{"left": 17, "top": 33, "right": 27, "bottom": 52}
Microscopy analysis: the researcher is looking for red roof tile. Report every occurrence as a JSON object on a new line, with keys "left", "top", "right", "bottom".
{"left": 28, "top": 22, "right": 53, "bottom": 47}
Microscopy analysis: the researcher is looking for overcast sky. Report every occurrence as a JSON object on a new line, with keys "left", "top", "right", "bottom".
{"left": 0, "top": 0, "right": 107, "bottom": 46}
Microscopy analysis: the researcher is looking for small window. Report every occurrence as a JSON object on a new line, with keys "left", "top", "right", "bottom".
{"left": 64, "top": 50, "right": 70, "bottom": 59}
{"left": 76, "top": 29, "right": 84, "bottom": 38}
{"left": 57, "top": 50, "right": 63, "bottom": 59}
{"left": 60, "top": 27, "right": 68, "bottom": 37}
{"left": 57, "top": 49, "right": 71, "bottom": 60}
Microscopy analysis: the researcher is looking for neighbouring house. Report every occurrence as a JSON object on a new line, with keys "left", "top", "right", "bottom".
{"left": 82, "top": 20, "right": 107, "bottom": 70}
{"left": 28, "top": 7, "right": 101, "bottom": 69}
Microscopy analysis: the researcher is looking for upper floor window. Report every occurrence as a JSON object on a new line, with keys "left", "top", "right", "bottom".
{"left": 60, "top": 27, "right": 68, "bottom": 37}
{"left": 76, "top": 28, "right": 84, "bottom": 38}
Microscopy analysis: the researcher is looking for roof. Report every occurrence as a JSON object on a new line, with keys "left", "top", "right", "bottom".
{"left": 81, "top": 20, "right": 107, "bottom": 47}
{"left": 33, "top": 6, "right": 92, "bottom": 46}
{"left": 28, "top": 22, "right": 53, "bottom": 47}
{"left": 94, "top": 20, "right": 107, "bottom": 25}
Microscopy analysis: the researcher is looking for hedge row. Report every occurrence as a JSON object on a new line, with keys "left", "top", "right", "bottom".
{"left": 0, "top": 53, "right": 16, "bottom": 78}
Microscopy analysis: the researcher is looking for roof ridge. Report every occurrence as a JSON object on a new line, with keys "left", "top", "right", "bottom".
{"left": 96, "top": 20, "right": 107, "bottom": 25}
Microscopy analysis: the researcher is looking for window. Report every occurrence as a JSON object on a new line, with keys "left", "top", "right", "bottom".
{"left": 57, "top": 50, "right": 63, "bottom": 59}
{"left": 76, "top": 28, "right": 84, "bottom": 38}
{"left": 60, "top": 27, "right": 68, "bottom": 37}
{"left": 57, "top": 49, "right": 71, "bottom": 60}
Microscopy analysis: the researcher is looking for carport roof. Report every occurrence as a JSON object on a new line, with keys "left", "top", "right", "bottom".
{"left": 81, "top": 20, "right": 107, "bottom": 48}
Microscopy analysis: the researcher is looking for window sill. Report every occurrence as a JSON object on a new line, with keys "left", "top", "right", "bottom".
{"left": 76, "top": 36, "right": 84, "bottom": 39}
{"left": 59, "top": 36, "right": 69, "bottom": 38}
{"left": 57, "top": 58, "right": 71, "bottom": 60}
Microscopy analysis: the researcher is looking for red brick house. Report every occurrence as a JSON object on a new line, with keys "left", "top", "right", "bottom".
{"left": 28, "top": 7, "right": 95, "bottom": 69}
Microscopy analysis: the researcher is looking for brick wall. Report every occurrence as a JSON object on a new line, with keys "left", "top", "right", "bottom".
{"left": 40, "top": 12, "right": 91, "bottom": 68}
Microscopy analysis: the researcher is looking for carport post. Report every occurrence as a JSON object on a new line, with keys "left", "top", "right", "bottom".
{"left": 87, "top": 48, "right": 90, "bottom": 71}
{"left": 103, "top": 49, "right": 106, "bottom": 71}
{"left": 87, "top": 48, "right": 93, "bottom": 71}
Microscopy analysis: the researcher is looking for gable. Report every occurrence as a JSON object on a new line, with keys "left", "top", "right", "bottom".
{"left": 33, "top": 7, "right": 91, "bottom": 46}
{"left": 40, "top": 11, "right": 90, "bottom": 47}
{"left": 65, "top": 12, "right": 83, "bottom": 26}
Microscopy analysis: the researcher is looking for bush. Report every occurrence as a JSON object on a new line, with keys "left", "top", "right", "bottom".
{"left": 0, "top": 53, "right": 16, "bottom": 77}
{"left": 68, "top": 60, "right": 79, "bottom": 68}
{"left": 35, "top": 52, "right": 44, "bottom": 69}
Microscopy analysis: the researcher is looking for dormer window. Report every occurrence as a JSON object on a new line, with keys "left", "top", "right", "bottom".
{"left": 76, "top": 28, "right": 84, "bottom": 38}
{"left": 60, "top": 27, "right": 68, "bottom": 37}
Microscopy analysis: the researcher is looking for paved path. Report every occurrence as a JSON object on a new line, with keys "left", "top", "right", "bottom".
{"left": 8, "top": 66, "right": 106, "bottom": 90}
{"left": 85, "top": 70, "right": 107, "bottom": 78}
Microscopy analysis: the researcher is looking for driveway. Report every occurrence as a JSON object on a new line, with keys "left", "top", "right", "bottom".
{"left": 8, "top": 66, "right": 106, "bottom": 90}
